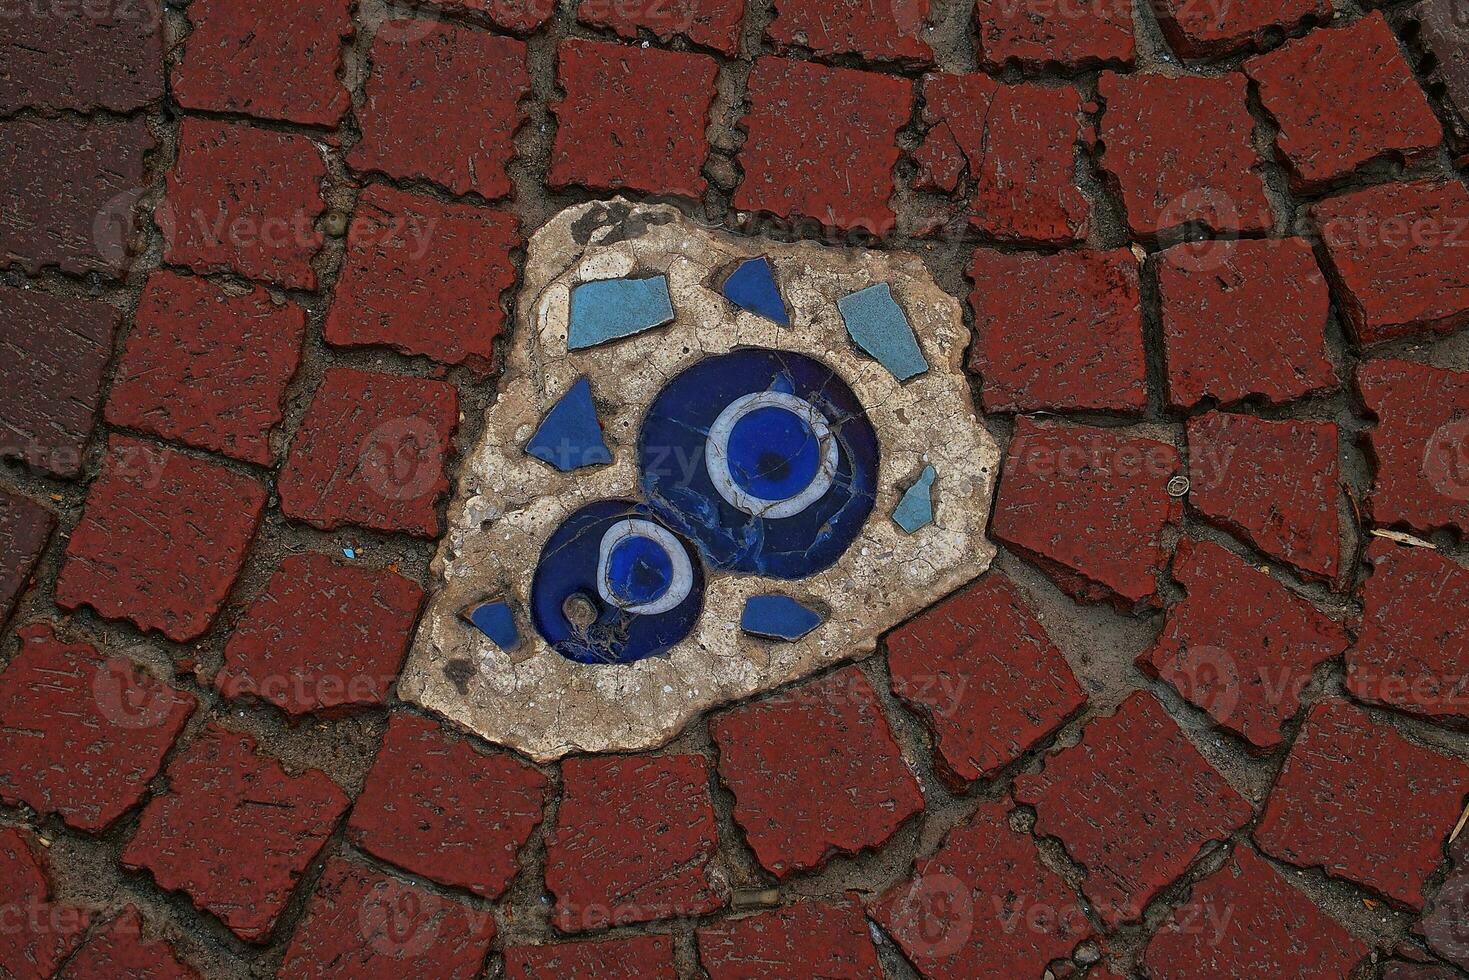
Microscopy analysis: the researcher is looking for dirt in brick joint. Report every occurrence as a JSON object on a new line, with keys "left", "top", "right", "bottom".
{"left": 2, "top": 0, "right": 1468, "bottom": 975}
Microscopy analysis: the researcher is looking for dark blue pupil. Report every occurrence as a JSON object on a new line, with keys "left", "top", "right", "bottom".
{"left": 727, "top": 406, "right": 821, "bottom": 502}
{"left": 605, "top": 536, "right": 674, "bottom": 606}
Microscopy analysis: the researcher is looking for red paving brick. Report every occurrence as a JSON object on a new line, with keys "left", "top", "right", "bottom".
{"left": 278, "top": 858, "right": 497, "bottom": 979}
{"left": 1141, "top": 846, "right": 1368, "bottom": 979}
{"left": 1157, "top": 238, "right": 1336, "bottom": 409}
{"left": 710, "top": 666, "right": 924, "bottom": 878}
{"left": 0, "top": 117, "right": 155, "bottom": 277}
{"left": 0, "top": 828, "right": 89, "bottom": 978}
{"left": 1141, "top": 539, "right": 1348, "bottom": 750}
{"left": 546, "top": 754, "right": 723, "bottom": 931}
{"left": 886, "top": 574, "right": 1086, "bottom": 787}
{"left": 580, "top": 0, "right": 744, "bottom": 54}
{"left": 1347, "top": 542, "right": 1469, "bottom": 725}
{"left": 1245, "top": 13, "right": 1443, "bottom": 192}
{"left": 1414, "top": 0, "right": 1469, "bottom": 133}
{"left": 160, "top": 119, "right": 328, "bottom": 290}
{"left": 1311, "top": 179, "right": 1469, "bottom": 347}
{"left": 735, "top": 59, "right": 911, "bottom": 235}
{"left": 0, "top": 492, "right": 54, "bottom": 625}
{"left": 991, "top": 419, "right": 1183, "bottom": 609}
{"left": 1421, "top": 849, "right": 1469, "bottom": 969}
{"left": 349, "top": 22, "right": 529, "bottom": 199}
{"left": 871, "top": 800, "right": 1091, "bottom": 975}
{"left": 106, "top": 272, "right": 307, "bottom": 466}
{"left": 59, "top": 906, "right": 198, "bottom": 980}
{"left": 975, "top": 0, "right": 1134, "bottom": 70}
{"left": 766, "top": 0, "right": 931, "bottom": 63}
{"left": 697, "top": 900, "right": 882, "bottom": 978}
{"left": 1013, "top": 693, "right": 1253, "bottom": 928}
{"left": 1151, "top": 0, "right": 1328, "bottom": 56}
{"left": 347, "top": 712, "right": 546, "bottom": 899}
{"left": 173, "top": 0, "right": 355, "bottom": 125}
{"left": 56, "top": 437, "right": 267, "bottom": 643}
{"left": 120, "top": 725, "right": 350, "bottom": 943}
{"left": 1187, "top": 413, "right": 1342, "bottom": 585}
{"left": 1358, "top": 359, "right": 1469, "bottom": 535}
{"left": 1255, "top": 698, "right": 1469, "bottom": 910}
{"left": 278, "top": 368, "right": 459, "bottom": 538}
{"left": 326, "top": 185, "right": 520, "bottom": 367}
{"left": 969, "top": 248, "right": 1147, "bottom": 412}
{"left": 0, "top": 624, "right": 194, "bottom": 832}
{"left": 420, "top": 0, "right": 555, "bottom": 32}
{"left": 217, "top": 554, "right": 424, "bottom": 716}
{"left": 0, "top": 2, "right": 162, "bottom": 113}
{"left": 1097, "top": 71, "right": 1269, "bottom": 237}
{"left": 0, "top": 287, "right": 119, "bottom": 478}
{"left": 549, "top": 40, "right": 717, "bottom": 200}
{"left": 503, "top": 935, "right": 676, "bottom": 978}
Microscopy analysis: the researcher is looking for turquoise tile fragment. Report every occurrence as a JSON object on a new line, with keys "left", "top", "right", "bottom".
{"left": 526, "top": 376, "right": 612, "bottom": 472}
{"left": 722, "top": 256, "right": 789, "bottom": 326}
{"left": 740, "top": 594, "right": 824, "bottom": 641}
{"left": 837, "top": 283, "right": 929, "bottom": 382}
{"left": 893, "top": 465, "right": 936, "bottom": 534}
{"left": 462, "top": 600, "right": 521, "bottom": 652}
{"left": 567, "top": 275, "right": 674, "bottom": 350}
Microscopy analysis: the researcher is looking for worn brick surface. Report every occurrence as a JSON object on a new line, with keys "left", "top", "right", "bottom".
{"left": 550, "top": 40, "right": 717, "bottom": 199}
{"left": 106, "top": 272, "right": 306, "bottom": 466}
{"left": 1187, "top": 413, "right": 1342, "bottom": 584}
{"left": 0, "top": 624, "right": 194, "bottom": 832}
{"left": 872, "top": 800, "right": 1091, "bottom": 974}
{"left": 1414, "top": 0, "right": 1469, "bottom": 131}
{"left": 278, "top": 858, "right": 496, "bottom": 979}
{"left": 1098, "top": 72, "right": 1269, "bottom": 237}
{"left": 1245, "top": 13, "right": 1443, "bottom": 191}
{"left": 0, "top": 1, "right": 162, "bottom": 113}
{"left": 1141, "top": 539, "right": 1348, "bottom": 750}
{"left": 579, "top": 0, "right": 744, "bottom": 54}
{"left": 1255, "top": 698, "right": 1469, "bottom": 910}
{"left": 992, "top": 419, "right": 1183, "bottom": 608}
{"left": 161, "top": 119, "right": 327, "bottom": 290}
{"left": 766, "top": 0, "right": 931, "bottom": 63}
{"left": 975, "top": 0, "right": 1134, "bottom": 69}
{"left": 546, "top": 754, "right": 723, "bottom": 931}
{"left": 1311, "top": 179, "right": 1469, "bottom": 346}
{"left": 1358, "top": 359, "right": 1469, "bottom": 534}
{"left": 735, "top": 59, "right": 911, "bottom": 235}
{"left": 887, "top": 574, "right": 1086, "bottom": 787}
{"left": 1386, "top": 966, "right": 1462, "bottom": 980}
{"left": 1157, "top": 238, "right": 1336, "bottom": 409}
{"left": 970, "top": 248, "right": 1147, "bottom": 412}
{"left": 711, "top": 666, "right": 923, "bottom": 878}
{"left": 60, "top": 907, "right": 198, "bottom": 980}
{"left": 1347, "top": 542, "right": 1469, "bottom": 725}
{"left": 0, "top": 493, "right": 53, "bottom": 625}
{"left": 0, "top": 287, "right": 118, "bottom": 478}
{"left": 121, "top": 725, "right": 349, "bottom": 943}
{"left": 348, "top": 713, "right": 546, "bottom": 899}
{"left": 420, "top": 0, "right": 555, "bottom": 32}
{"left": 1421, "top": 846, "right": 1469, "bottom": 969}
{"left": 278, "top": 368, "right": 459, "bottom": 537}
{"left": 56, "top": 437, "right": 267, "bottom": 643}
{"left": 0, "top": 828, "right": 89, "bottom": 978}
{"left": 173, "top": 0, "right": 353, "bottom": 125}
{"left": 350, "top": 22, "right": 528, "bottom": 199}
{"left": 217, "top": 554, "right": 424, "bottom": 715}
{"left": 504, "top": 936, "right": 675, "bottom": 978}
{"left": 1013, "top": 693, "right": 1253, "bottom": 927}
{"left": 697, "top": 900, "right": 882, "bottom": 978}
{"left": 326, "top": 186, "right": 519, "bottom": 367}
{"left": 1141, "top": 846, "right": 1368, "bottom": 978}
{"left": 0, "top": 117, "right": 155, "bottom": 277}
{"left": 1151, "top": 0, "right": 1328, "bottom": 56}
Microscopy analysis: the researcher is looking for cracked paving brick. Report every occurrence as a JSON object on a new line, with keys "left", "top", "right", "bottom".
{"left": 1412, "top": 0, "right": 1469, "bottom": 133}
{"left": 419, "top": 0, "right": 556, "bottom": 32}
{"left": 1358, "top": 359, "right": 1469, "bottom": 535}
{"left": 765, "top": 0, "right": 932, "bottom": 63}
{"left": 975, "top": 0, "right": 1133, "bottom": 70}
{"left": 579, "top": 0, "right": 744, "bottom": 55}
{"left": 0, "top": 828, "right": 89, "bottom": 978}
{"left": 697, "top": 900, "right": 882, "bottom": 978}
{"left": 0, "top": 0, "right": 162, "bottom": 113}
{"left": 1151, "top": 0, "right": 1329, "bottom": 57}
{"left": 0, "top": 492, "right": 53, "bottom": 626}
{"left": 504, "top": 935, "right": 675, "bottom": 978}
{"left": 59, "top": 907, "right": 197, "bottom": 980}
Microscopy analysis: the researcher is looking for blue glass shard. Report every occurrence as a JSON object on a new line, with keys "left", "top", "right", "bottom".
{"left": 567, "top": 276, "right": 675, "bottom": 350}
{"left": 722, "top": 257, "right": 789, "bottom": 326}
{"left": 526, "top": 376, "right": 612, "bottom": 472}
{"left": 837, "top": 284, "right": 929, "bottom": 382}
{"left": 740, "top": 594, "right": 824, "bottom": 641}
{"left": 462, "top": 600, "right": 521, "bottom": 651}
{"left": 893, "top": 465, "right": 937, "bottom": 534}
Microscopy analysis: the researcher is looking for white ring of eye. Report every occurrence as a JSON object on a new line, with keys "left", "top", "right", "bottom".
{"left": 705, "top": 391, "right": 840, "bottom": 519}
{"left": 596, "top": 519, "right": 694, "bottom": 615}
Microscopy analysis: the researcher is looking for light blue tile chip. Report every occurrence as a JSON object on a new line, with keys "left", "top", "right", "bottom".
{"left": 893, "top": 465, "right": 936, "bottom": 534}
{"left": 740, "top": 594, "right": 824, "bottom": 641}
{"left": 567, "top": 276, "right": 675, "bottom": 350}
{"left": 837, "top": 283, "right": 929, "bottom": 382}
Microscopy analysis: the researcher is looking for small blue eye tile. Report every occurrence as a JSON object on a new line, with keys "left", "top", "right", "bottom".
{"left": 567, "top": 276, "right": 675, "bottom": 350}
{"left": 526, "top": 376, "right": 612, "bottom": 472}
{"left": 837, "top": 283, "right": 929, "bottom": 382}
{"left": 740, "top": 594, "right": 824, "bottom": 641}
{"left": 722, "top": 256, "right": 789, "bottom": 326}
{"left": 462, "top": 600, "right": 521, "bottom": 652}
{"left": 893, "top": 464, "right": 937, "bottom": 534}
